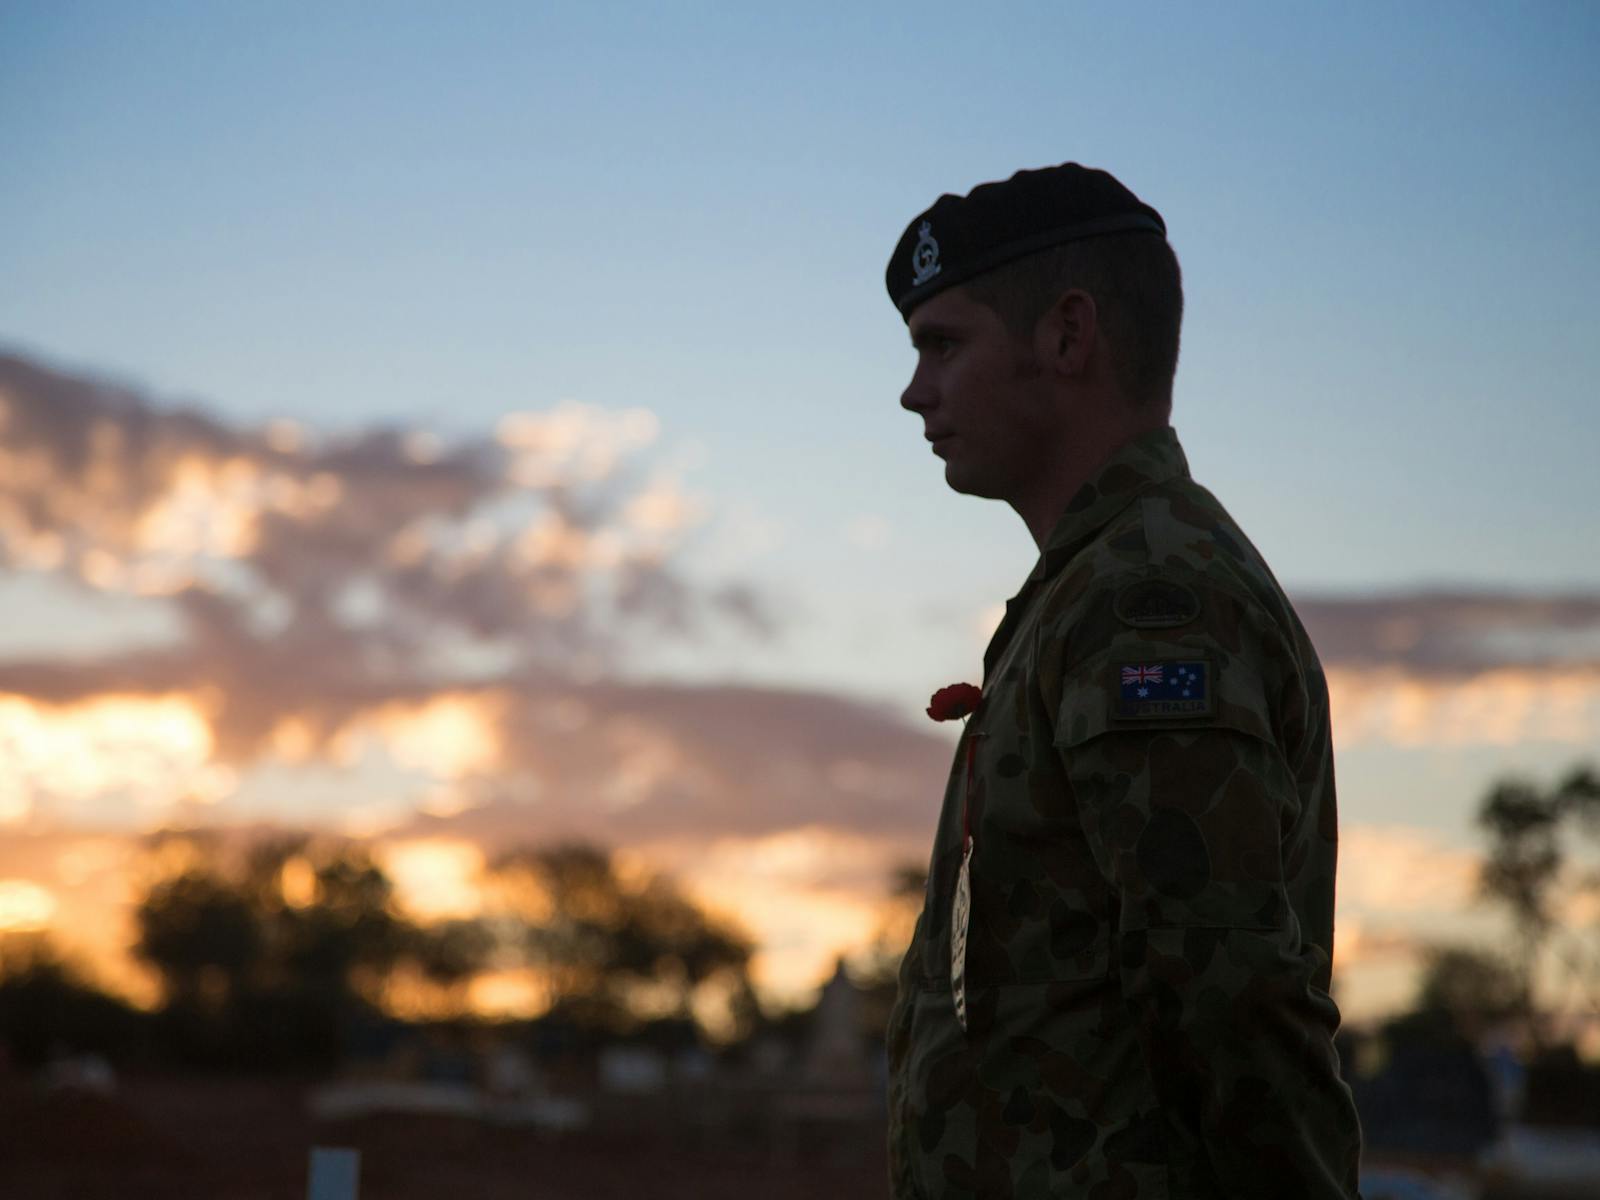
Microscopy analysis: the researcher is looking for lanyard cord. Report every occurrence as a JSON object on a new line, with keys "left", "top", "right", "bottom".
{"left": 962, "top": 732, "right": 978, "bottom": 846}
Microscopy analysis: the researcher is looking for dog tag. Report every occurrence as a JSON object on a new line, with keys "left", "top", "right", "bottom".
{"left": 950, "top": 834, "right": 973, "bottom": 1032}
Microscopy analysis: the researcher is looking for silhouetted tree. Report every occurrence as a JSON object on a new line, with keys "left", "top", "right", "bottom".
{"left": 134, "top": 871, "right": 262, "bottom": 1013}
{"left": 849, "top": 861, "right": 927, "bottom": 1041}
{"left": 489, "top": 841, "right": 755, "bottom": 1040}
{"left": 0, "top": 934, "right": 147, "bottom": 1069}
{"left": 1412, "top": 944, "right": 1524, "bottom": 1039}
{"left": 406, "top": 917, "right": 497, "bottom": 1010}
{"left": 1476, "top": 762, "right": 1600, "bottom": 1050}
{"left": 130, "top": 830, "right": 759, "bottom": 1062}
{"left": 132, "top": 832, "right": 418, "bottom": 1069}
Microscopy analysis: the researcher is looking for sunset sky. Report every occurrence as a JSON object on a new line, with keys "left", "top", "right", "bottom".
{"left": 1, "top": 2, "right": 1597, "bottom": 1029}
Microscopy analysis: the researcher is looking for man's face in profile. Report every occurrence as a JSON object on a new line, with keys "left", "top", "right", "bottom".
{"left": 901, "top": 286, "right": 1056, "bottom": 505}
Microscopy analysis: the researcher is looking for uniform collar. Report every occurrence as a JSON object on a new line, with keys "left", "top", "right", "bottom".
{"left": 1029, "top": 424, "right": 1190, "bottom": 585}
{"left": 982, "top": 426, "right": 1190, "bottom": 682}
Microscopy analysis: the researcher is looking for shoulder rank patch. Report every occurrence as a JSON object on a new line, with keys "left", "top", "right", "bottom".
{"left": 1113, "top": 659, "right": 1214, "bottom": 719}
{"left": 1114, "top": 578, "right": 1200, "bottom": 629}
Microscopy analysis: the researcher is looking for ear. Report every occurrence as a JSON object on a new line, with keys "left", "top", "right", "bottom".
{"left": 1034, "top": 288, "right": 1097, "bottom": 378}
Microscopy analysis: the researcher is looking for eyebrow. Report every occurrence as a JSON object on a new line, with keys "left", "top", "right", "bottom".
{"left": 909, "top": 321, "right": 962, "bottom": 349}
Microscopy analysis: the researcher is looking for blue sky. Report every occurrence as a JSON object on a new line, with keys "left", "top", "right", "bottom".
{"left": 4, "top": 0, "right": 1598, "bottom": 707}
{"left": 1, "top": 2, "right": 1598, "bottom": 1014}
{"left": 6, "top": 2, "right": 1597, "bottom": 597}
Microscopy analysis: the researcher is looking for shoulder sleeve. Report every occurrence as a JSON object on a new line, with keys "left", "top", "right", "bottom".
{"left": 1038, "top": 572, "right": 1363, "bottom": 1198}
{"left": 1041, "top": 570, "right": 1300, "bottom": 931}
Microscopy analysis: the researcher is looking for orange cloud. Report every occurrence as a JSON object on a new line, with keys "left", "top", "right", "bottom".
{"left": 374, "top": 837, "right": 487, "bottom": 924}
{"left": 0, "top": 879, "right": 57, "bottom": 930}
{"left": 332, "top": 693, "right": 506, "bottom": 780}
{"left": 1328, "top": 665, "right": 1600, "bottom": 748}
{"left": 1337, "top": 824, "right": 1484, "bottom": 915}
{"left": 0, "top": 352, "right": 782, "bottom": 802}
{"left": 0, "top": 692, "right": 227, "bottom": 824}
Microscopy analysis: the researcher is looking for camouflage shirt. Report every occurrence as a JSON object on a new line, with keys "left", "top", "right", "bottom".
{"left": 886, "top": 426, "right": 1363, "bottom": 1199}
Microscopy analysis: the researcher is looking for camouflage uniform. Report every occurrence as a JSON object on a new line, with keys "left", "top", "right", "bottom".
{"left": 886, "top": 426, "right": 1363, "bottom": 1198}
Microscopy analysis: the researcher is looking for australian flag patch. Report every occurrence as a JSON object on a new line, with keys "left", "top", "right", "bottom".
{"left": 1113, "top": 659, "right": 1214, "bottom": 719}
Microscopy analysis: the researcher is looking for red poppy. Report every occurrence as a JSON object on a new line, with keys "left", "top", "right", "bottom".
{"left": 926, "top": 682, "right": 982, "bottom": 722}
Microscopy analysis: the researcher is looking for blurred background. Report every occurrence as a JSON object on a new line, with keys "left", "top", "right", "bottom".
{"left": 1, "top": 2, "right": 1597, "bottom": 1197}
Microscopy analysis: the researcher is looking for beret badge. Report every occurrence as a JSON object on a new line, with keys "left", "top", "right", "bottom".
{"left": 911, "top": 221, "right": 942, "bottom": 286}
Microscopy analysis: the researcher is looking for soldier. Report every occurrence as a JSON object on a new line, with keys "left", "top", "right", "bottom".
{"left": 883, "top": 164, "right": 1364, "bottom": 1198}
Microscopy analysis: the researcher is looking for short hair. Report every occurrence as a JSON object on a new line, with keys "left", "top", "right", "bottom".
{"left": 960, "top": 233, "right": 1183, "bottom": 410}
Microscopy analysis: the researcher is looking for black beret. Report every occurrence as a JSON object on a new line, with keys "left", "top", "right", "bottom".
{"left": 885, "top": 162, "right": 1166, "bottom": 320}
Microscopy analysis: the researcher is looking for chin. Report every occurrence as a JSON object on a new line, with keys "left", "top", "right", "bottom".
{"left": 944, "top": 465, "right": 1000, "bottom": 501}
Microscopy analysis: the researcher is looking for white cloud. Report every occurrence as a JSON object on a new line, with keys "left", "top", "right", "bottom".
{"left": 0, "top": 352, "right": 786, "bottom": 799}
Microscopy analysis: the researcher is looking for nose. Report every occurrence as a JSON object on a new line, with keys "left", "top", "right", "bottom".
{"left": 900, "top": 360, "right": 933, "bottom": 415}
